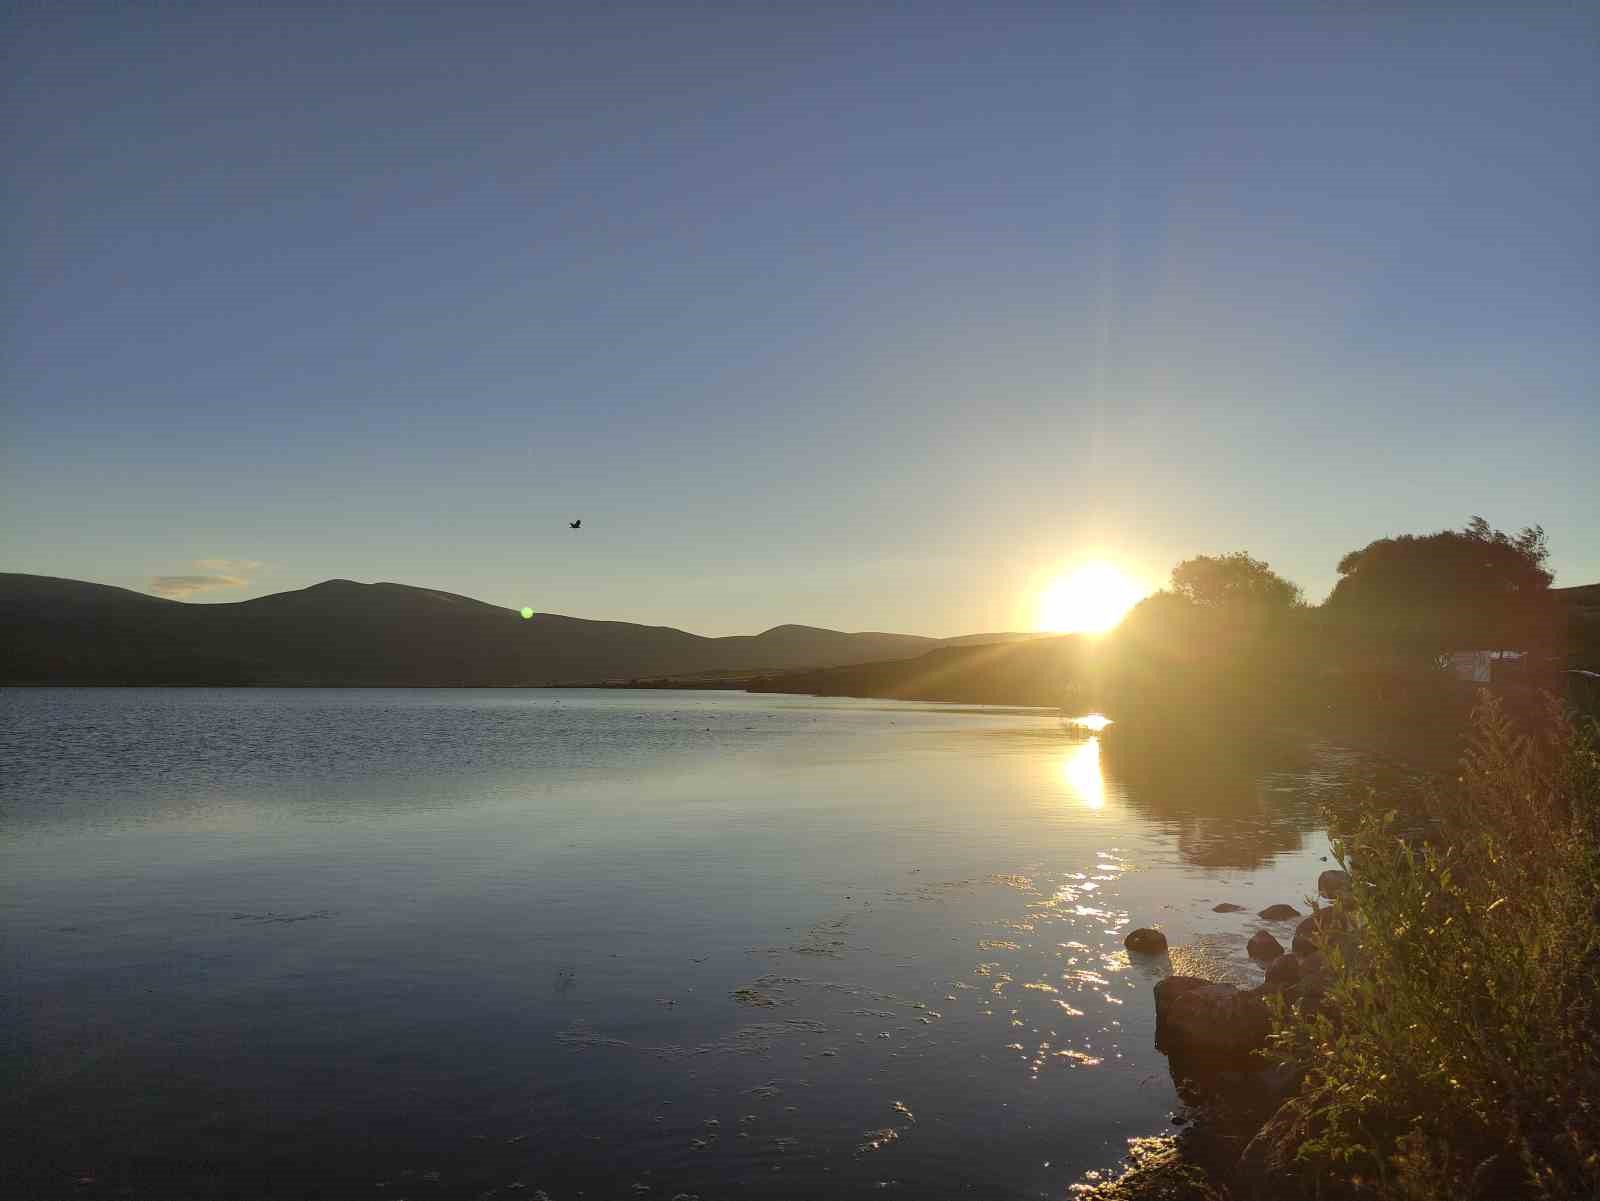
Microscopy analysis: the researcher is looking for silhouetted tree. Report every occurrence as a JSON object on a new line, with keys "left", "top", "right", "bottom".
{"left": 1169, "top": 551, "right": 1303, "bottom": 613}
{"left": 1326, "top": 517, "right": 1557, "bottom": 655}
{"left": 1090, "top": 555, "right": 1309, "bottom": 732}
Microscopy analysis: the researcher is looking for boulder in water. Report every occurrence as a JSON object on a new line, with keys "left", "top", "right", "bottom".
{"left": 1317, "top": 869, "right": 1351, "bottom": 898}
{"left": 1211, "top": 902, "right": 1246, "bottom": 913}
{"left": 1257, "top": 904, "right": 1300, "bottom": 920}
{"left": 1159, "top": 982, "right": 1271, "bottom": 1065}
{"left": 1125, "top": 927, "right": 1169, "bottom": 954}
{"left": 1246, "top": 930, "right": 1284, "bottom": 961}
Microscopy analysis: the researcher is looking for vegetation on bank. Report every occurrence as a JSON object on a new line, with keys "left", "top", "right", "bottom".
{"left": 1087, "top": 517, "right": 1597, "bottom": 766}
{"left": 1267, "top": 697, "right": 1600, "bottom": 1200}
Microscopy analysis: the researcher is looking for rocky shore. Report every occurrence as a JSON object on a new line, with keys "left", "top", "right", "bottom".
{"left": 1083, "top": 869, "right": 1357, "bottom": 1200}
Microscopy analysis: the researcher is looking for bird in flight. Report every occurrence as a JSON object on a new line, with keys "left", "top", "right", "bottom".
{"left": 569, "top": 519, "right": 581, "bottom": 529}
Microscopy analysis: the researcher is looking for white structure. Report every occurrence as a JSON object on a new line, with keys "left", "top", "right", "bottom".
{"left": 1442, "top": 650, "right": 1525, "bottom": 683}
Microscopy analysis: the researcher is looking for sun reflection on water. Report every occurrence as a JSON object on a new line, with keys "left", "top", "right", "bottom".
{"left": 1065, "top": 713, "right": 1112, "bottom": 732}
{"left": 1060, "top": 738, "right": 1107, "bottom": 809}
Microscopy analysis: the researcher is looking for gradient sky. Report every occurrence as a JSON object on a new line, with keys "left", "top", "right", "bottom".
{"left": 5, "top": 2, "right": 1595, "bottom": 636}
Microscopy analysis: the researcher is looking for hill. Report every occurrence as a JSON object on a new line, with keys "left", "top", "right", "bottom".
{"left": 0, "top": 574, "right": 1026, "bottom": 686}
{"left": 746, "top": 635, "right": 1089, "bottom": 708}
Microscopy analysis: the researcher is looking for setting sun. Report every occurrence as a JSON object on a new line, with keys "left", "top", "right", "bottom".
{"left": 1037, "top": 562, "right": 1144, "bottom": 634}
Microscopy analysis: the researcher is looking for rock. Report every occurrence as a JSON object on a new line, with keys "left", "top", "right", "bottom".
{"left": 1316, "top": 870, "right": 1351, "bottom": 898}
{"left": 1125, "top": 927, "right": 1169, "bottom": 954}
{"left": 1294, "top": 951, "right": 1328, "bottom": 993}
{"left": 1257, "top": 904, "right": 1300, "bottom": 920}
{"left": 1266, "top": 952, "right": 1332, "bottom": 1019}
{"left": 1264, "top": 953, "right": 1301, "bottom": 991}
{"left": 1292, "top": 908, "right": 1339, "bottom": 956}
{"left": 1211, "top": 902, "right": 1246, "bottom": 913}
{"left": 1246, "top": 930, "right": 1283, "bottom": 961}
{"left": 1154, "top": 976, "right": 1213, "bottom": 1027}
{"left": 1159, "top": 983, "right": 1271, "bottom": 1065}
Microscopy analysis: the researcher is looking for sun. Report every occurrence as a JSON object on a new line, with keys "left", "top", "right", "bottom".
{"left": 1037, "top": 562, "right": 1144, "bottom": 634}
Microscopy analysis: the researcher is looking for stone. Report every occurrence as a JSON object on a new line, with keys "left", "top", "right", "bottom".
{"left": 1316, "top": 869, "right": 1351, "bottom": 898}
{"left": 1159, "top": 983, "right": 1271, "bottom": 1065}
{"left": 1246, "top": 930, "right": 1283, "bottom": 961}
{"left": 1125, "top": 927, "right": 1169, "bottom": 954}
{"left": 1294, "top": 951, "right": 1328, "bottom": 993}
{"left": 1257, "top": 904, "right": 1300, "bottom": 920}
{"left": 1211, "top": 902, "right": 1246, "bottom": 913}
{"left": 1264, "top": 953, "right": 1301, "bottom": 991}
{"left": 1292, "top": 908, "right": 1338, "bottom": 956}
{"left": 1153, "top": 975, "right": 1213, "bottom": 1046}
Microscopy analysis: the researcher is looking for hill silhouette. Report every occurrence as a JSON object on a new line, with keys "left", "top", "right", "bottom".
{"left": 747, "top": 635, "right": 1089, "bottom": 708}
{"left": 0, "top": 574, "right": 1029, "bottom": 686}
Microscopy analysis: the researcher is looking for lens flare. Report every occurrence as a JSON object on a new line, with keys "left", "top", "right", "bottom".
{"left": 520, "top": 607, "right": 534, "bottom": 620}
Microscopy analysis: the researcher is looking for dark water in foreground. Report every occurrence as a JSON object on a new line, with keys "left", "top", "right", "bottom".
{"left": 2, "top": 689, "right": 1366, "bottom": 1199}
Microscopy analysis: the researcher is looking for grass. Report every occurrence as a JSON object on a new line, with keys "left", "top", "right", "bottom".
{"left": 1268, "top": 695, "right": 1600, "bottom": 1199}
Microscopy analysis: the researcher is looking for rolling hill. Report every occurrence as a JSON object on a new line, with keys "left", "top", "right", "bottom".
{"left": 0, "top": 574, "right": 1031, "bottom": 686}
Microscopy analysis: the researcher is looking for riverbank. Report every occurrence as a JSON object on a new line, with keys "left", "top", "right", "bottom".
{"left": 1081, "top": 698, "right": 1600, "bottom": 1200}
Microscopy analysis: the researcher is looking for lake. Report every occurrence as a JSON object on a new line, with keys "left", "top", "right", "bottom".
{"left": 1, "top": 688, "right": 1364, "bottom": 1199}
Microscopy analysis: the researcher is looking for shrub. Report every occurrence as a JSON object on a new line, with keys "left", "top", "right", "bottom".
{"left": 1269, "top": 695, "right": 1600, "bottom": 1199}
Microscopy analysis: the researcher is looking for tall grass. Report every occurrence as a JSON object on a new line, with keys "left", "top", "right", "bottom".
{"left": 1270, "top": 695, "right": 1600, "bottom": 1199}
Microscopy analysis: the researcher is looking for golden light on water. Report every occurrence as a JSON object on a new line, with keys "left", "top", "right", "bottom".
{"left": 1067, "top": 713, "right": 1112, "bottom": 732}
{"left": 1060, "top": 738, "right": 1106, "bottom": 809}
{"left": 1036, "top": 562, "right": 1144, "bottom": 634}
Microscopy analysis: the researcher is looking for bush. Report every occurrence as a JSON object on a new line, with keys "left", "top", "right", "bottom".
{"left": 1269, "top": 695, "right": 1600, "bottom": 1199}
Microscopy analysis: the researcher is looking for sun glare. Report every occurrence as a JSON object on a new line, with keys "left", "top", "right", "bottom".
{"left": 1037, "top": 562, "right": 1144, "bottom": 634}
{"left": 1059, "top": 738, "right": 1106, "bottom": 809}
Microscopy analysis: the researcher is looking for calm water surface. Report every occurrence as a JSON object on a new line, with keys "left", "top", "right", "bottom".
{"left": 2, "top": 689, "right": 1361, "bottom": 1199}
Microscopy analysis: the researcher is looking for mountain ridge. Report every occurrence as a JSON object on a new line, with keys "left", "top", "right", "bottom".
{"left": 0, "top": 573, "right": 1036, "bottom": 686}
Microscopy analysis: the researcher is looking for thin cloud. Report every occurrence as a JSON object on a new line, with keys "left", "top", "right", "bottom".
{"left": 150, "top": 574, "right": 248, "bottom": 599}
{"left": 194, "top": 558, "right": 264, "bottom": 572}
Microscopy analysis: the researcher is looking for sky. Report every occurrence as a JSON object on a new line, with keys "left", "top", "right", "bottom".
{"left": 4, "top": 2, "right": 1595, "bottom": 636}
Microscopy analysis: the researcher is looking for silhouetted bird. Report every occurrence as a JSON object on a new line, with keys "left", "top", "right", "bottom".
{"left": 569, "top": 520, "right": 581, "bottom": 529}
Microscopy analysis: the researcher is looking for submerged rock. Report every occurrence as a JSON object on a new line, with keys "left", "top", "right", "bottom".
{"left": 1211, "top": 902, "right": 1246, "bottom": 913}
{"left": 1125, "top": 927, "right": 1169, "bottom": 954}
{"left": 1257, "top": 904, "right": 1300, "bottom": 920}
{"left": 1246, "top": 930, "right": 1283, "bottom": 961}
{"left": 1316, "top": 869, "right": 1351, "bottom": 898}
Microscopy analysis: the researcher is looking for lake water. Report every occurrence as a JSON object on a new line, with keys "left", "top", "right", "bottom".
{"left": 1, "top": 688, "right": 1363, "bottom": 1199}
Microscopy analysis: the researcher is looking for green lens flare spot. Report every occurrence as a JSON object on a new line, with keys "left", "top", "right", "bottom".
{"left": 520, "top": 607, "right": 534, "bottom": 620}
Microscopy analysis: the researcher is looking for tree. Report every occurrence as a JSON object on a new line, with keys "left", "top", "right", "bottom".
{"left": 1327, "top": 517, "right": 1557, "bottom": 653}
{"left": 1168, "top": 551, "right": 1303, "bottom": 613}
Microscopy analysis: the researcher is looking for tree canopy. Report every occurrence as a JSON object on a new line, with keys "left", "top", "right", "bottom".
{"left": 1327, "top": 517, "right": 1557, "bottom": 652}
{"left": 1168, "top": 551, "right": 1303, "bottom": 612}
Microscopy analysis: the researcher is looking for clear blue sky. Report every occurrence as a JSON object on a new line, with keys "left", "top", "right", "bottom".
{"left": 5, "top": 2, "right": 1595, "bottom": 635}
